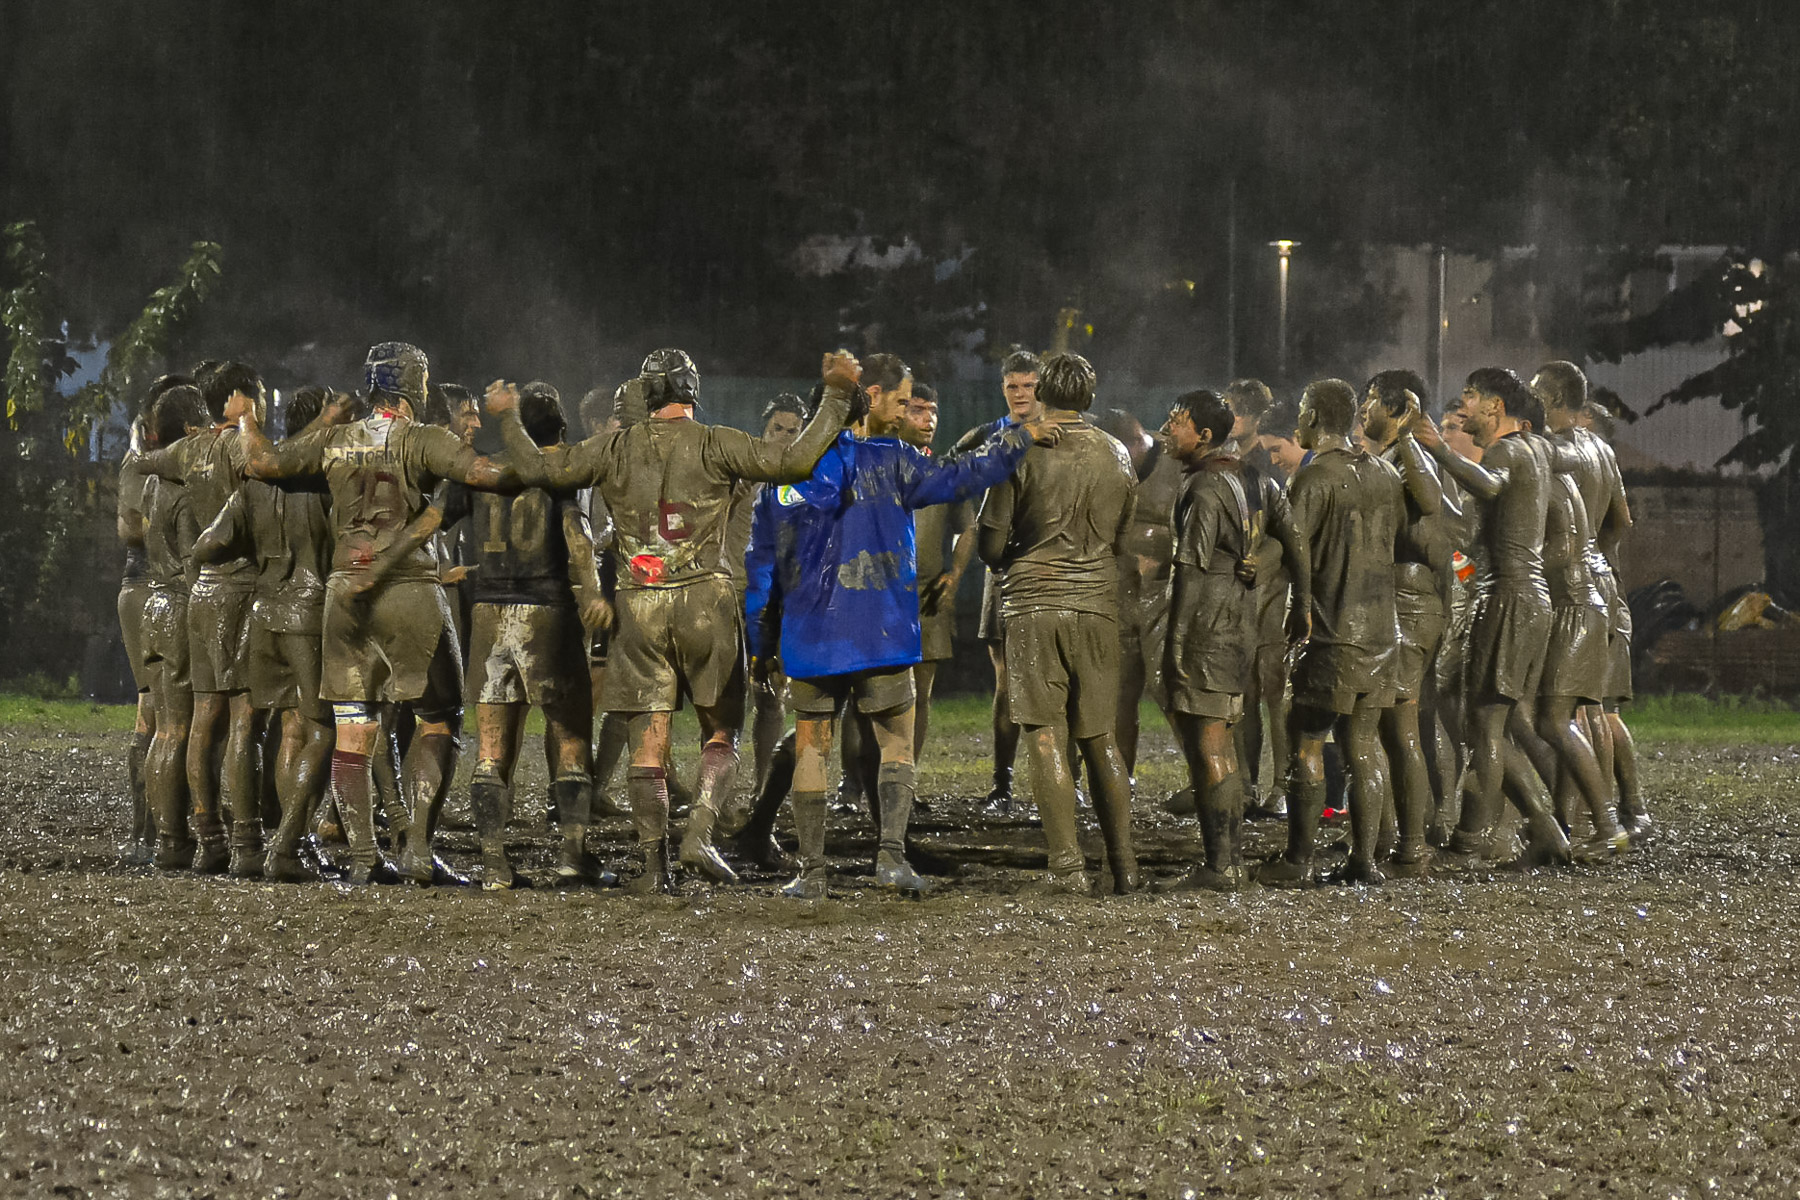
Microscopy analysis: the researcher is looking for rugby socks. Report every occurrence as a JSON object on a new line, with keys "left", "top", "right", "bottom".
{"left": 330, "top": 749, "right": 378, "bottom": 868}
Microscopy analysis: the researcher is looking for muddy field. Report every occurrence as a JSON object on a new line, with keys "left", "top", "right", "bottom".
{"left": 3, "top": 699, "right": 1799, "bottom": 1197}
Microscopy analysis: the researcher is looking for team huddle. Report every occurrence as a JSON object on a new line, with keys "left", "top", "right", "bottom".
{"left": 111, "top": 341, "right": 1645, "bottom": 897}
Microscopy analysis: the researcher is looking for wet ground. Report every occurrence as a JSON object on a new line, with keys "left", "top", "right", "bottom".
{"left": 3, "top": 703, "right": 1799, "bottom": 1197}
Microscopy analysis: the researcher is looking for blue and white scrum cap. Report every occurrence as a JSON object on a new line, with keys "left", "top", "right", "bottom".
{"left": 364, "top": 342, "right": 430, "bottom": 408}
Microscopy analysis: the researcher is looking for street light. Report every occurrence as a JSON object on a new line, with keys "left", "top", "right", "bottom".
{"left": 1269, "top": 240, "right": 1299, "bottom": 379}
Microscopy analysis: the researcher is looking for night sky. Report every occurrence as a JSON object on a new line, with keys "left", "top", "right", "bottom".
{"left": 6, "top": 0, "right": 1799, "bottom": 398}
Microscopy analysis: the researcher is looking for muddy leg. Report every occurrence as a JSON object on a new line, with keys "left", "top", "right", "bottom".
{"left": 781, "top": 715, "right": 834, "bottom": 898}
{"left": 149, "top": 670, "right": 194, "bottom": 869}
{"left": 186, "top": 691, "right": 228, "bottom": 871}
{"left": 591, "top": 711, "right": 630, "bottom": 818}
{"left": 1451, "top": 702, "right": 1512, "bottom": 856}
{"left": 624, "top": 712, "right": 677, "bottom": 894}
{"left": 1607, "top": 707, "right": 1648, "bottom": 836}
{"left": 1167, "top": 713, "right": 1243, "bottom": 892}
{"left": 680, "top": 704, "right": 741, "bottom": 884}
{"left": 224, "top": 694, "right": 264, "bottom": 876}
{"left": 470, "top": 701, "right": 525, "bottom": 889}
{"left": 125, "top": 704, "right": 156, "bottom": 865}
{"left": 1336, "top": 701, "right": 1390, "bottom": 884}
{"left": 1537, "top": 696, "right": 1625, "bottom": 858}
{"left": 267, "top": 708, "right": 332, "bottom": 880}
{"left": 911, "top": 661, "right": 939, "bottom": 765}
{"left": 1117, "top": 636, "right": 1145, "bottom": 775}
{"left": 1262, "top": 703, "right": 1330, "bottom": 885}
{"left": 1024, "top": 722, "right": 1088, "bottom": 895}
{"left": 986, "top": 642, "right": 1018, "bottom": 807}
{"left": 1080, "top": 731, "right": 1137, "bottom": 893}
{"left": 330, "top": 716, "right": 393, "bottom": 884}
{"left": 1379, "top": 699, "right": 1432, "bottom": 873}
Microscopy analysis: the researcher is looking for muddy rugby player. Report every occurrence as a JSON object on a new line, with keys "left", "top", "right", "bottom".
{"left": 977, "top": 352, "right": 1139, "bottom": 896}
{"left": 748, "top": 351, "right": 1060, "bottom": 898}
{"left": 110, "top": 337, "right": 1647, "bottom": 895}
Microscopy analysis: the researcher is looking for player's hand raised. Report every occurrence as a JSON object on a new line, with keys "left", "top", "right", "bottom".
{"left": 821, "top": 351, "right": 862, "bottom": 391}
{"left": 484, "top": 380, "right": 520, "bottom": 415}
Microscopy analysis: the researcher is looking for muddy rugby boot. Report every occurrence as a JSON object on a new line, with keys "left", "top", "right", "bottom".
{"left": 1333, "top": 855, "right": 1386, "bottom": 887}
{"left": 343, "top": 856, "right": 402, "bottom": 886}
{"left": 555, "top": 831, "right": 618, "bottom": 888}
{"left": 625, "top": 839, "right": 680, "bottom": 896}
{"left": 193, "top": 838, "right": 230, "bottom": 875}
{"left": 228, "top": 844, "right": 264, "bottom": 879}
{"left": 264, "top": 847, "right": 312, "bottom": 883}
{"left": 679, "top": 744, "right": 741, "bottom": 884}
{"left": 981, "top": 768, "right": 1015, "bottom": 816}
{"left": 780, "top": 790, "right": 830, "bottom": 899}
{"left": 679, "top": 809, "right": 739, "bottom": 884}
{"left": 154, "top": 836, "right": 197, "bottom": 872}
{"left": 1035, "top": 868, "right": 1096, "bottom": 897}
{"left": 1154, "top": 863, "right": 1247, "bottom": 893}
{"left": 1572, "top": 828, "right": 1631, "bottom": 863}
{"left": 1256, "top": 855, "right": 1316, "bottom": 888}
{"left": 1388, "top": 840, "right": 1432, "bottom": 878}
{"left": 725, "top": 828, "right": 799, "bottom": 873}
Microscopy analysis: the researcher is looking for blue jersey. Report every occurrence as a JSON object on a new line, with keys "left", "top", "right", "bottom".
{"left": 745, "top": 428, "right": 1029, "bottom": 680}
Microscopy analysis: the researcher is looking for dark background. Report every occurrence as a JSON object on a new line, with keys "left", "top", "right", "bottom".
{"left": 5, "top": 0, "right": 1800, "bottom": 689}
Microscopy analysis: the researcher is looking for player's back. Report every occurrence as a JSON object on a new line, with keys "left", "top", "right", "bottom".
{"left": 996, "top": 419, "right": 1135, "bottom": 618}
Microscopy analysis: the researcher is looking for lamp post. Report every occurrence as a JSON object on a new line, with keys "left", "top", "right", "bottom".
{"left": 1270, "top": 239, "right": 1299, "bottom": 379}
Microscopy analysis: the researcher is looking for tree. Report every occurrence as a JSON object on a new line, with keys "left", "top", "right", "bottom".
{"left": 0, "top": 222, "right": 221, "bottom": 684}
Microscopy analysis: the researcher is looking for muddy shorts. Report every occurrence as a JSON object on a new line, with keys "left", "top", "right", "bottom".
{"left": 467, "top": 602, "right": 587, "bottom": 708}
{"left": 1467, "top": 587, "right": 1552, "bottom": 705}
{"left": 321, "top": 575, "right": 463, "bottom": 711}
{"left": 1598, "top": 568, "right": 1633, "bottom": 703}
{"left": 118, "top": 580, "right": 154, "bottom": 692}
{"left": 978, "top": 570, "right": 1004, "bottom": 643}
{"left": 1394, "top": 595, "right": 1447, "bottom": 704}
{"left": 919, "top": 597, "right": 955, "bottom": 662}
{"left": 604, "top": 577, "right": 745, "bottom": 721}
{"left": 1004, "top": 609, "right": 1120, "bottom": 739}
{"left": 249, "top": 622, "right": 329, "bottom": 720}
{"left": 1119, "top": 588, "right": 1170, "bottom": 708}
{"left": 141, "top": 588, "right": 190, "bottom": 698}
{"left": 1540, "top": 603, "right": 1609, "bottom": 704}
{"left": 1434, "top": 578, "right": 1477, "bottom": 698}
{"left": 1164, "top": 582, "right": 1250, "bottom": 719}
{"left": 789, "top": 665, "right": 915, "bottom": 718}
{"left": 1291, "top": 642, "right": 1396, "bottom": 716}
{"left": 187, "top": 583, "right": 254, "bottom": 694}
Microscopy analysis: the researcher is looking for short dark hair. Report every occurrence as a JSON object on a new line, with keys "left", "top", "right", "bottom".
{"left": 1365, "top": 368, "right": 1428, "bottom": 420}
{"left": 1516, "top": 387, "right": 1547, "bottom": 434}
{"left": 519, "top": 381, "right": 567, "bottom": 447}
{"left": 419, "top": 384, "right": 453, "bottom": 427}
{"left": 1001, "top": 349, "right": 1042, "bottom": 377}
{"left": 1534, "top": 360, "right": 1588, "bottom": 412}
{"left": 1223, "top": 378, "right": 1273, "bottom": 424}
{"left": 861, "top": 353, "right": 911, "bottom": 394}
{"left": 1265, "top": 398, "right": 1301, "bottom": 440}
{"left": 1037, "top": 353, "right": 1097, "bottom": 412}
{"left": 152, "top": 384, "right": 207, "bottom": 447}
{"left": 1172, "top": 389, "right": 1233, "bottom": 446}
{"left": 1302, "top": 379, "right": 1358, "bottom": 435}
{"left": 284, "top": 386, "right": 329, "bottom": 438}
{"left": 578, "top": 386, "right": 612, "bottom": 438}
{"left": 1466, "top": 367, "right": 1533, "bottom": 417}
{"left": 141, "top": 373, "right": 193, "bottom": 421}
{"left": 761, "top": 393, "right": 811, "bottom": 426}
{"left": 910, "top": 382, "right": 937, "bottom": 404}
{"left": 201, "top": 361, "right": 263, "bottom": 422}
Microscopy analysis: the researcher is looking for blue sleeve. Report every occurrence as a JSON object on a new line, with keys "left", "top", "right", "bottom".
{"left": 744, "top": 491, "right": 779, "bottom": 660}
{"left": 901, "top": 429, "right": 1029, "bottom": 510}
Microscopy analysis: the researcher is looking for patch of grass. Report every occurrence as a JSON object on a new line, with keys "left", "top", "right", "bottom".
{"left": 0, "top": 694, "right": 139, "bottom": 735}
{"left": 1622, "top": 693, "right": 1800, "bottom": 745}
